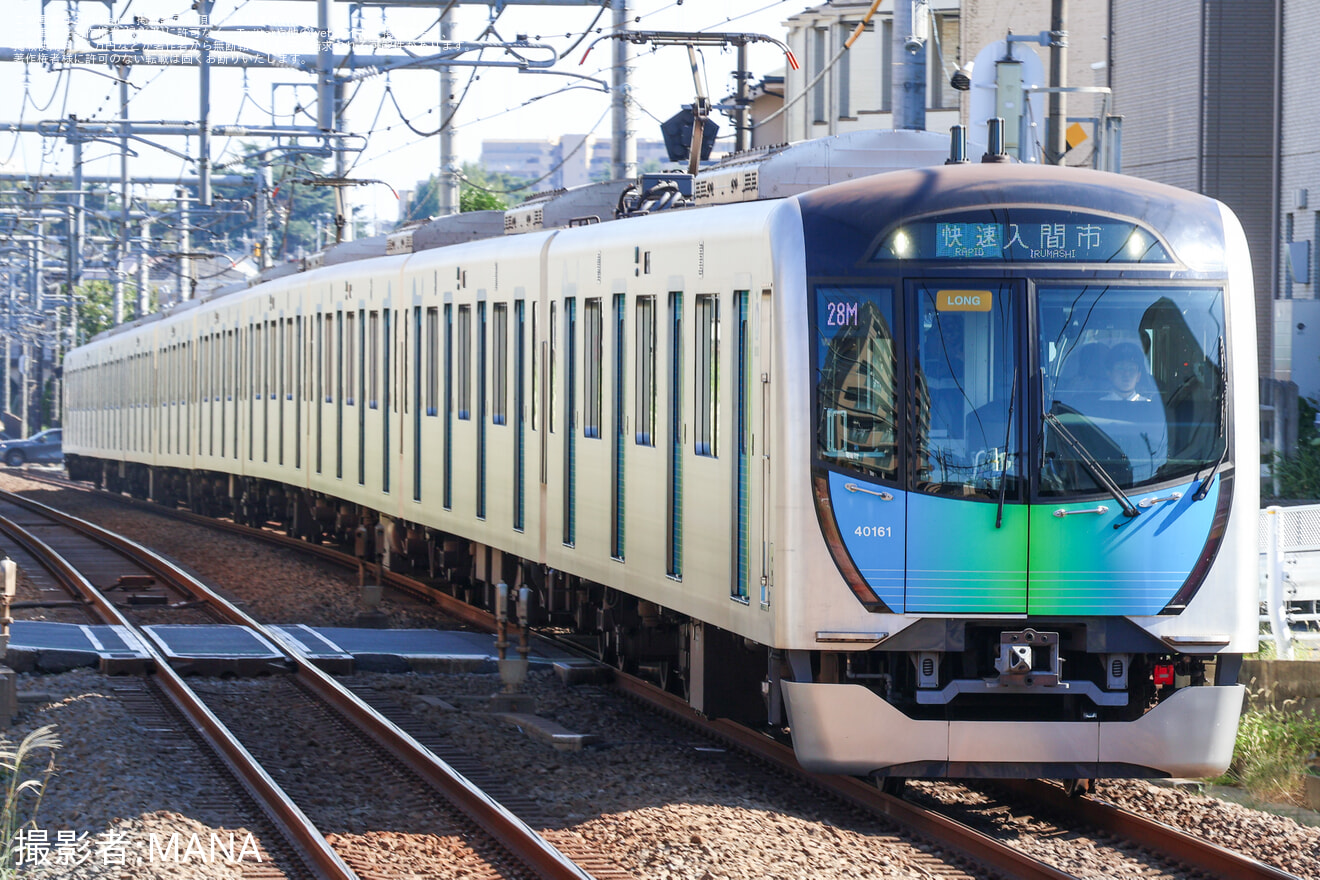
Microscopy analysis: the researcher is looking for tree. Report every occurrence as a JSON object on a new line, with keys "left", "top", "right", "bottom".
{"left": 1272, "top": 396, "right": 1320, "bottom": 500}
{"left": 207, "top": 144, "right": 337, "bottom": 260}
{"left": 72, "top": 281, "right": 116, "bottom": 343}
{"left": 404, "top": 163, "right": 527, "bottom": 223}
{"left": 71, "top": 279, "right": 156, "bottom": 343}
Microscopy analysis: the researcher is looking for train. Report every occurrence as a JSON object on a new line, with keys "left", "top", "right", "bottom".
{"left": 61, "top": 127, "right": 1258, "bottom": 784}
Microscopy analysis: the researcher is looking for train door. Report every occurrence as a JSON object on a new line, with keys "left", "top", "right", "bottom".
{"left": 904, "top": 280, "right": 1026, "bottom": 614}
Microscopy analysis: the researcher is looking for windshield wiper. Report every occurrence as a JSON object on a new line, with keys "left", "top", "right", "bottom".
{"left": 1043, "top": 411, "right": 1140, "bottom": 518}
{"left": 995, "top": 366, "right": 1018, "bottom": 529}
{"left": 1192, "top": 337, "right": 1229, "bottom": 502}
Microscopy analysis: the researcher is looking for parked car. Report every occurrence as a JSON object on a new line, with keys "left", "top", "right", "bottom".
{"left": 0, "top": 429, "right": 63, "bottom": 466}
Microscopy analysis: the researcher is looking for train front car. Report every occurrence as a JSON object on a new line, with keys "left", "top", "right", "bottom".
{"left": 777, "top": 163, "right": 1257, "bottom": 781}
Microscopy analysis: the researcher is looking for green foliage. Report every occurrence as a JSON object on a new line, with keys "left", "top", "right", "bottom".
{"left": 404, "top": 163, "right": 527, "bottom": 222}
{"left": 72, "top": 281, "right": 115, "bottom": 342}
{"left": 71, "top": 280, "right": 157, "bottom": 340}
{"left": 0, "top": 724, "right": 60, "bottom": 878}
{"left": 1269, "top": 397, "right": 1320, "bottom": 500}
{"left": 209, "top": 143, "right": 337, "bottom": 259}
{"left": 1218, "top": 703, "right": 1320, "bottom": 806}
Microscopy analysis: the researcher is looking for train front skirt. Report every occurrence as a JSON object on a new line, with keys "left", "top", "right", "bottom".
{"left": 780, "top": 679, "right": 1245, "bottom": 778}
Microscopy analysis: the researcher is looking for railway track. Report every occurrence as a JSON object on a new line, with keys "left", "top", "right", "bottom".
{"left": 11, "top": 472, "right": 1311, "bottom": 880}
{"left": 0, "top": 486, "right": 604, "bottom": 880}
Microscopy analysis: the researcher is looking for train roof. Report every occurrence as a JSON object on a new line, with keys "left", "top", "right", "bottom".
{"left": 794, "top": 162, "right": 1231, "bottom": 276}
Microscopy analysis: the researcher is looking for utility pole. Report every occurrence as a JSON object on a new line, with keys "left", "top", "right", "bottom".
{"left": 611, "top": 0, "right": 636, "bottom": 181}
{"left": 176, "top": 189, "right": 192, "bottom": 302}
{"left": 69, "top": 126, "right": 84, "bottom": 291}
{"left": 439, "top": 5, "right": 459, "bottom": 216}
{"left": 1045, "top": 0, "right": 1068, "bottom": 165}
{"left": 892, "top": 0, "right": 927, "bottom": 131}
{"left": 198, "top": 0, "right": 216, "bottom": 205}
{"left": 138, "top": 217, "right": 150, "bottom": 317}
{"left": 116, "top": 65, "right": 130, "bottom": 325}
{"left": 734, "top": 42, "right": 750, "bottom": 153}
{"left": 256, "top": 164, "right": 272, "bottom": 269}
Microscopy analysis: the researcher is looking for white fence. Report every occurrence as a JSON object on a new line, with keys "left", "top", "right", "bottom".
{"left": 1260, "top": 504, "right": 1320, "bottom": 659}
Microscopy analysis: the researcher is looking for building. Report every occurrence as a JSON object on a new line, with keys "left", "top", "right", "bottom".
{"left": 1110, "top": 0, "right": 1318, "bottom": 457}
{"left": 482, "top": 135, "right": 672, "bottom": 191}
{"left": 776, "top": 2, "right": 1108, "bottom": 156}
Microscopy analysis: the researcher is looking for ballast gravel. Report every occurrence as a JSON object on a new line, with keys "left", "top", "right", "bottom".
{"left": 1, "top": 471, "right": 1318, "bottom": 879}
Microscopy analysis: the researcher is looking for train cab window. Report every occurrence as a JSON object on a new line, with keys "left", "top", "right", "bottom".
{"left": 694, "top": 294, "right": 719, "bottom": 457}
{"left": 814, "top": 287, "right": 896, "bottom": 481}
{"left": 1037, "top": 286, "right": 1225, "bottom": 495}
{"left": 910, "top": 283, "right": 1019, "bottom": 500}
{"left": 584, "top": 298, "right": 603, "bottom": 438}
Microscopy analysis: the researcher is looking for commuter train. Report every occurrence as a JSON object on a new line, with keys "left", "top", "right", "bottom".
{"left": 62, "top": 133, "right": 1258, "bottom": 782}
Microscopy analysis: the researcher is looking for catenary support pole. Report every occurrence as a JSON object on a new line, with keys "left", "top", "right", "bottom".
{"left": 611, "top": 0, "right": 636, "bottom": 181}
{"left": 1046, "top": 0, "right": 1068, "bottom": 165}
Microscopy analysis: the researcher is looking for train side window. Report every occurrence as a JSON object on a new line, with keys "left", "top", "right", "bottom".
{"left": 345, "top": 312, "right": 356, "bottom": 406}
{"left": 549, "top": 302, "right": 557, "bottom": 434}
{"left": 694, "top": 294, "right": 719, "bottom": 457}
{"left": 477, "top": 300, "right": 487, "bottom": 518}
{"left": 493, "top": 302, "right": 508, "bottom": 425}
{"left": 635, "top": 296, "right": 656, "bottom": 446}
{"left": 324, "top": 314, "right": 334, "bottom": 403}
{"left": 369, "top": 310, "right": 380, "bottom": 409}
{"left": 286, "top": 319, "right": 294, "bottom": 401}
{"left": 457, "top": 304, "right": 472, "bottom": 420}
{"left": 584, "top": 297, "right": 603, "bottom": 439}
{"left": 444, "top": 302, "right": 454, "bottom": 509}
{"left": 426, "top": 306, "right": 439, "bottom": 416}
{"left": 531, "top": 301, "right": 538, "bottom": 432}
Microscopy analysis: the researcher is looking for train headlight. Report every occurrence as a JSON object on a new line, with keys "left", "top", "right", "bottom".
{"left": 891, "top": 229, "right": 913, "bottom": 258}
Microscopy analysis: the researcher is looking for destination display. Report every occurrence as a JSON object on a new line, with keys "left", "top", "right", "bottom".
{"left": 874, "top": 210, "right": 1172, "bottom": 264}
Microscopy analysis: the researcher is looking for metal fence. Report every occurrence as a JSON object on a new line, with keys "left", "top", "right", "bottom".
{"left": 1260, "top": 504, "right": 1320, "bottom": 659}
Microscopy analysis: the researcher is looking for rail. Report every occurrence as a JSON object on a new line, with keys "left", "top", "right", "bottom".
{"left": 0, "top": 505, "right": 357, "bottom": 880}
{"left": 0, "top": 488, "right": 595, "bottom": 880}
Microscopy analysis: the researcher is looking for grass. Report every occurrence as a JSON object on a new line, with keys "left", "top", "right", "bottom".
{"left": 1216, "top": 685, "right": 1320, "bottom": 808}
{"left": 0, "top": 724, "right": 60, "bottom": 879}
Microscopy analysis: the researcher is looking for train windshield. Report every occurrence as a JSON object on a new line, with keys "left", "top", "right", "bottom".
{"left": 912, "top": 282, "right": 1021, "bottom": 500}
{"left": 813, "top": 283, "right": 1227, "bottom": 499}
{"left": 1037, "top": 286, "right": 1226, "bottom": 496}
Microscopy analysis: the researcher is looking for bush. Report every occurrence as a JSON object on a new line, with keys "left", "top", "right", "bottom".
{"left": 1220, "top": 701, "right": 1320, "bottom": 806}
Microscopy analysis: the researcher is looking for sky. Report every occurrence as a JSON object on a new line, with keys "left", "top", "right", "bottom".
{"left": 0, "top": 0, "right": 807, "bottom": 226}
